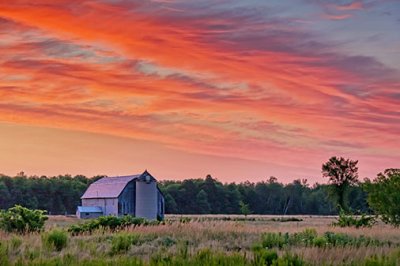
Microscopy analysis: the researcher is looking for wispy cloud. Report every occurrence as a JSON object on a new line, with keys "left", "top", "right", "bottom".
{"left": 0, "top": 0, "right": 399, "bottom": 180}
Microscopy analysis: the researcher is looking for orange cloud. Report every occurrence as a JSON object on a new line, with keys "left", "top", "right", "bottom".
{"left": 0, "top": 1, "right": 399, "bottom": 180}
{"left": 334, "top": 1, "right": 364, "bottom": 11}
{"left": 323, "top": 14, "right": 353, "bottom": 20}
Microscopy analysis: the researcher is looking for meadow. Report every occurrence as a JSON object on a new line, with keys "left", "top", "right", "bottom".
{"left": 0, "top": 215, "right": 399, "bottom": 266}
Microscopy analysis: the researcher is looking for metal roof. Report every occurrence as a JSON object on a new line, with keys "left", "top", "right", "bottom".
{"left": 81, "top": 174, "right": 141, "bottom": 199}
{"left": 77, "top": 206, "right": 103, "bottom": 213}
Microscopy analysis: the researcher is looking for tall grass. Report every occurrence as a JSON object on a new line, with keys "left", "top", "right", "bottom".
{"left": 42, "top": 229, "right": 68, "bottom": 251}
{"left": 0, "top": 215, "right": 399, "bottom": 265}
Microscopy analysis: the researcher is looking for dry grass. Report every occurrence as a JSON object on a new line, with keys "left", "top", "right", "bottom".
{"left": 1, "top": 215, "right": 399, "bottom": 265}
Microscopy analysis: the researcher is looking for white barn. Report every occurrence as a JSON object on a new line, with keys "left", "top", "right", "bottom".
{"left": 76, "top": 170, "right": 165, "bottom": 220}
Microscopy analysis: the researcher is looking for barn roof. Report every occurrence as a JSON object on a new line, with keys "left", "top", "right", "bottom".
{"left": 81, "top": 171, "right": 157, "bottom": 199}
{"left": 81, "top": 174, "right": 140, "bottom": 199}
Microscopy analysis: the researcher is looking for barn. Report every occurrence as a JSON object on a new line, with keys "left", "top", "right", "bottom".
{"left": 76, "top": 170, "right": 165, "bottom": 220}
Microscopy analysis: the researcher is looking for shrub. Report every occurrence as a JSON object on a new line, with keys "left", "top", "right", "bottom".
{"left": 68, "top": 215, "right": 158, "bottom": 235}
{"left": 291, "top": 228, "right": 318, "bottom": 246}
{"left": 312, "top": 236, "right": 328, "bottom": 248}
{"left": 0, "top": 205, "right": 48, "bottom": 233}
{"left": 43, "top": 229, "right": 68, "bottom": 251}
{"left": 333, "top": 209, "right": 376, "bottom": 228}
{"left": 253, "top": 248, "right": 278, "bottom": 266}
{"left": 261, "top": 232, "right": 287, "bottom": 249}
{"left": 97, "top": 216, "right": 122, "bottom": 230}
{"left": 111, "top": 233, "right": 140, "bottom": 254}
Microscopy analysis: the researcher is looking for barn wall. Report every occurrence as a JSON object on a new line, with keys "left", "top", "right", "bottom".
{"left": 118, "top": 181, "right": 136, "bottom": 216}
{"left": 82, "top": 198, "right": 118, "bottom": 216}
{"left": 77, "top": 211, "right": 102, "bottom": 219}
{"left": 135, "top": 180, "right": 157, "bottom": 220}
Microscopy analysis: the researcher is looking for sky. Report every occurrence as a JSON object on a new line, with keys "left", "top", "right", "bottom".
{"left": 0, "top": 0, "right": 399, "bottom": 183}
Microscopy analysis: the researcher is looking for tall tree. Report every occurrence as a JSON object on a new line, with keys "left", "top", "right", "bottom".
{"left": 322, "top": 156, "right": 359, "bottom": 211}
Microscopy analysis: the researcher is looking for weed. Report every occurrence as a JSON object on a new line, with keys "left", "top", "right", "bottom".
{"left": 110, "top": 233, "right": 140, "bottom": 254}
{"left": 43, "top": 229, "right": 68, "bottom": 251}
{"left": 10, "top": 236, "right": 22, "bottom": 250}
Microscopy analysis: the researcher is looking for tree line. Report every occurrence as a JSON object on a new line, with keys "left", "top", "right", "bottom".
{"left": 0, "top": 174, "right": 368, "bottom": 215}
{"left": 1, "top": 156, "right": 398, "bottom": 225}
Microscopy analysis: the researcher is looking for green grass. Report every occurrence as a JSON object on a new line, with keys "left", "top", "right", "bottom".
{"left": 259, "top": 228, "right": 395, "bottom": 249}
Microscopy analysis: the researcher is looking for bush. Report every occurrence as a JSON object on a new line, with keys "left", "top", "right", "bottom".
{"left": 333, "top": 209, "right": 376, "bottom": 228}
{"left": 261, "top": 232, "right": 287, "bottom": 249}
{"left": 68, "top": 215, "right": 158, "bottom": 235}
{"left": 111, "top": 233, "right": 140, "bottom": 254}
{"left": 312, "top": 236, "right": 328, "bottom": 248}
{"left": 291, "top": 228, "right": 318, "bottom": 246}
{"left": 253, "top": 248, "right": 278, "bottom": 266}
{"left": 43, "top": 229, "right": 68, "bottom": 251}
{"left": 0, "top": 205, "right": 48, "bottom": 233}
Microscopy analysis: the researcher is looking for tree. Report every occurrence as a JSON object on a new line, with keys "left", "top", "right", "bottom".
{"left": 196, "top": 190, "right": 210, "bottom": 214}
{"left": 239, "top": 200, "right": 251, "bottom": 217}
{"left": 322, "top": 156, "right": 359, "bottom": 211}
{"left": 364, "top": 169, "right": 400, "bottom": 226}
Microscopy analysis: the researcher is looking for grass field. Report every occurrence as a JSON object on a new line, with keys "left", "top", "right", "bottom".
{"left": 1, "top": 215, "right": 399, "bottom": 265}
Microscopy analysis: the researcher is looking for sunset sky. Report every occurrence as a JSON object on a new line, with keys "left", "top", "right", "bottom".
{"left": 0, "top": 0, "right": 399, "bottom": 183}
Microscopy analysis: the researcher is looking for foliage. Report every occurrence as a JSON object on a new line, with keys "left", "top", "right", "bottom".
{"left": 0, "top": 173, "right": 373, "bottom": 216}
{"left": 259, "top": 229, "right": 392, "bottom": 249}
{"left": 322, "top": 156, "right": 359, "bottom": 211}
{"left": 111, "top": 233, "right": 140, "bottom": 254}
{"left": 333, "top": 209, "right": 375, "bottom": 228}
{"left": 261, "top": 232, "right": 287, "bottom": 249}
{"left": 151, "top": 248, "right": 306, "bottom": 266}
{"left": 239, "top": 200, "right": 251, "bottom": 216}
{"left": 364, "top": 168, "right": 400, "bottom": 226}
{"left": 42, "top": 229, "right": 68, "bottom": 251}
{"left": 0, "top": 205, "right": 48, "bottom": 233}
{"left": 252, "top": 247, "right": 278, "bottom": 265}
{"left": 68, "top": 215, "right": 158, "bottom": 235}
{"left": 0, "top": 174, "right": 101, "bottom": 215}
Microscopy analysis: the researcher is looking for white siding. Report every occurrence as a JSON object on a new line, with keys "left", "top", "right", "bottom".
{"left": 82, "top": 198, "right": 118, "bottom": 216}
{"left": 135, "top": 181, "right": 157, "bottom": 220}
